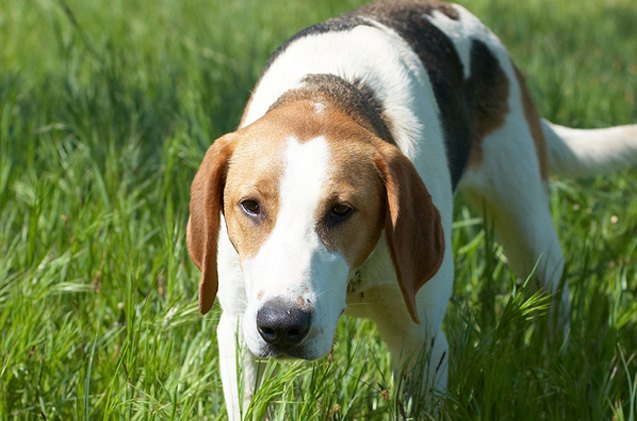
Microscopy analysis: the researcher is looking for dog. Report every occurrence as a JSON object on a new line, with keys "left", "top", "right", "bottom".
{"left": 187, "top": 1, "right": 637, "bottom": 418}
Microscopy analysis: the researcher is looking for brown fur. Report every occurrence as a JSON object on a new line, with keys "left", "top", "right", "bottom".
{"left": 314, "top": 115, "right": 388, "bottom": 269}
{"left": 371, "top": 139, "right": 445, "bottom": 323}
{"left": 187, "top": 134, "right": 236, "bottom": 314}
{"left": 514, "top": 66, "right": 549, "bottom": 180}
{"left": 222, "top": 127, "right": 286, "bottom": 259}
{"left": 466, "top": 40, "right": 511, "bottom": 168}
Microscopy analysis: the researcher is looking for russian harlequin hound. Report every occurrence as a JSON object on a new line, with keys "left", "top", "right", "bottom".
{"left": 187, "top": 1, "right": 637, "bottom": 418}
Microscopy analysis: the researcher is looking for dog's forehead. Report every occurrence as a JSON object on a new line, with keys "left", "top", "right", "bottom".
{"left": 279, "top": 134, "right": 332, "bottom": 209}
{"left": 228, "top": 105, "right": 377, "bottom": 194}
{"left": 226, "top": 133, "right": 285, "bottom": 191}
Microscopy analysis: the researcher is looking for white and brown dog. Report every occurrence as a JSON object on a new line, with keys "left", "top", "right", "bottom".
{"left": 187, "top": 1, "right": 637, "bottom": 418}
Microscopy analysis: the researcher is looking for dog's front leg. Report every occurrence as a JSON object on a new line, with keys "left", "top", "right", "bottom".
{"left": 363, "top": 260, "right": 453, "bottom": 413}
{"left": 374, "top": 305, "right": 449, "bottom": 402}
{"left": 217, "top": 313, "right": 258, "bottom": 421}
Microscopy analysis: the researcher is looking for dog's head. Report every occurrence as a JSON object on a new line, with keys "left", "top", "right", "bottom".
{"left": 187, "top": 99, "right": 443, "bottom": 359}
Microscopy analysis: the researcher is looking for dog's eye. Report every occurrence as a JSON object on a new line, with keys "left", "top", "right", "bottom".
{"left": 241, "top": 200, "right": 261, "bottom": 216}
{"left": 330, "top": 204, "right": 353, "bottom": 221}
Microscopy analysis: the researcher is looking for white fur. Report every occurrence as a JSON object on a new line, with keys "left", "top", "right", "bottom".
{"left": 215, "top": 216, "right": 252, "bottom": 419}
{"left": 459, "top": 68, "right": 569, "bottom": 317}
{"left": 543, "top": 122, "right": 637, "bottom": 177}
{"left": 241, "top": 136, "right": 350, "bottom": 359}
{"left": 313, "top": 102, "right": 326, "bottom": 113}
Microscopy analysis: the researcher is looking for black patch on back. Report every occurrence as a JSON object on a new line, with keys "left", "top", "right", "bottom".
{"left": 357, "top": 2, "right": 471, "bottom": 189}
{"left": 464, "top": 39, "right": 510, "bottom": 158}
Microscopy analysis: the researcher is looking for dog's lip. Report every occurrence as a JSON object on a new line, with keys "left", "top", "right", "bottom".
{"left": 257, "top": 344, "right": 322, "bottom": 360}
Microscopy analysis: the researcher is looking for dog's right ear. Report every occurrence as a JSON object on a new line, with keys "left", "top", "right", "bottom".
{"left": 187, "top": 134, "right": 236, "bottom": 314}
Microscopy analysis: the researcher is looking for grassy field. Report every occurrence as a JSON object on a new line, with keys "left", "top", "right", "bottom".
{"left": 1, "top": 0, "right": 636, "bottom": 419}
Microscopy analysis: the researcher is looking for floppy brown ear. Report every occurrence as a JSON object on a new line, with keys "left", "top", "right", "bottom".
{"left": 187, "top": 134, "right": 236, "bottom": 314}
{"left": 373, "top": 142, "right": 445, "bottom": 324}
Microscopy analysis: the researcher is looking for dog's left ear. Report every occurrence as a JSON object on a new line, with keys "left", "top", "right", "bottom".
{"left": 187, "top": 134, "right": 236, "bottom": 314}
{"left": 373, "top": 141, "right": 445, "bottom": 323}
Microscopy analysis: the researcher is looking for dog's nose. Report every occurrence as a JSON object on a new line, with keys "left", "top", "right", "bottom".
{"left": 257, "top": 300, "right": 311, "bottom": 346}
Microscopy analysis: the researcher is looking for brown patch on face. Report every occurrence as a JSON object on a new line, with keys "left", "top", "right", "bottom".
{"left": 514, "top": 66, "right": 549, "bottom": 180}
{"left": 465, "top": 40, "right": 510, "bottom": 169}
{"left": 313, "top": 122, "right": 387, "bottom": 268}
{"left": 222, "top": 122, "right": 287, "bottom": 260}
{"left": 242, "top": 95, "right": 390, "bottom": 270}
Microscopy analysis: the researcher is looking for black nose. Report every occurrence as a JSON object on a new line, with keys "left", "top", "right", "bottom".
{"left": 257, "top": 300, "right": 312, "bottom": 346}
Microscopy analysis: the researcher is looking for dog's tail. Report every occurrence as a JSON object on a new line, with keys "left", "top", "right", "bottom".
{"left": 542, "top": 120, "right": 637, "bottom": 178}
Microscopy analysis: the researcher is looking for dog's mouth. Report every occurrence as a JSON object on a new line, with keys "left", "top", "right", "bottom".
{"left": 255, "top": 343, "right": 323, "bottom": 360}
{"left": 247, "top": 325, "right": 332, "bottom": 361}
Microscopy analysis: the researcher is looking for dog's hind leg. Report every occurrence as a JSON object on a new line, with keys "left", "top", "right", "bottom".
{"left": 459, "top": 115, "right": 569, "bottom": 331}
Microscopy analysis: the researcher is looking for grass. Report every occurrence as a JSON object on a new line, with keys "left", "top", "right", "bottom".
{"left": 0, "top": 0, "right": 635, "bottom": 419}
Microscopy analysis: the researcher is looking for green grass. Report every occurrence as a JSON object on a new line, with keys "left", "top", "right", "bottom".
{"left": 1, "top": 0, "right": 635, "bottom": 419}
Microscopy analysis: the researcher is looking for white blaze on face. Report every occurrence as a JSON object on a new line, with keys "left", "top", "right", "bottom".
{"left": 241, "top": 136, "right": 350, "bottom": 357}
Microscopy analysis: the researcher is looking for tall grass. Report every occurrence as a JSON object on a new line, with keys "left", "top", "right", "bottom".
{"left": 0, "top": 0, "right": 635, "bottom": 418}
